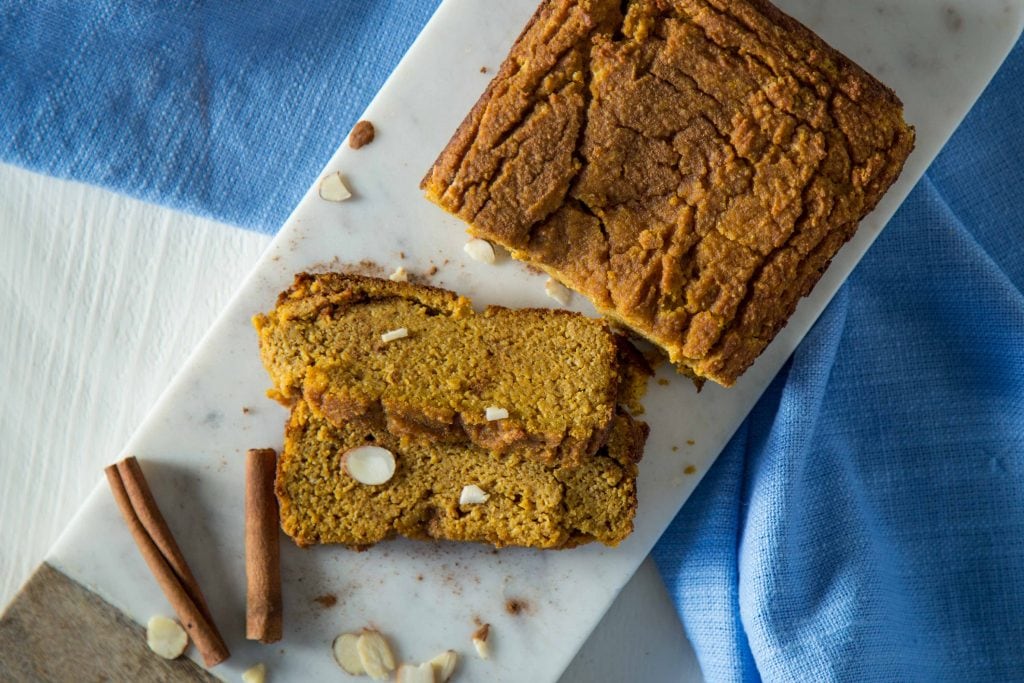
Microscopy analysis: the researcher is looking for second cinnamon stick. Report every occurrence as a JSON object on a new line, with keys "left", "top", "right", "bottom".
{"left": 245, "top": 448, "right": 282, "bottom": 643}
{"left": 105, "top": 457, "right": 230, "bottom": 666}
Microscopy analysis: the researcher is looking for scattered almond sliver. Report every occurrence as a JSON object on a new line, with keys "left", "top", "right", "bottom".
{"left": 332, "top": 632, "right": 364, "bottom": 675}
{"left": 146, "top": 615, "right": 188, "bottom": 660}
{"left": 381, "top": 327, "right": 409, "bottom": 343}
{"left": 485, "top": 406, "right": 508, "bottom": 421}
{"left": 343, "top": 446, "right": 397, "bottom": 485}
{"left": 396, "top": 662, "right": 435, "bottom": 683}
{"left": 319, "top": 172, "right": 352, "bottom": 202}
{"left": 356, "top": 629, "right": 397, "bottom": 680}
{"left": 460, "top": 484, "right": 490, "bottom": 505}
{"left": 463, "top": 238, "right": 495, "bottom": 264}
{"left": 241, "top": 663, "right": 266, "bottom": 683}
{"left": 472, "top": 623, "right": 491, "bottom": 660}
{"left": 389, "top": 266, "right": 409, "bottom": 282}
{"left": 544, "top": 278, "right": 572, "bottom": 306}
{"left": 429, "top": 650, "right": 458, "bottom": 682}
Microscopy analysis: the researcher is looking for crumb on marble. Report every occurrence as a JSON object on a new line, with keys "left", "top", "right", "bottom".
{"left": 349, "top": 120, "right": 375, "bottom": 149}
{"left": 313, "top": 593, "right": 338, "bottom": 608}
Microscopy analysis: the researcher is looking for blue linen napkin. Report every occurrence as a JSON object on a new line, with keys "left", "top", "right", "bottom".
{"left": 0, "top": 0, "right": 443, "bottom": 232}
{"left": 653, "top": 40, "right": 1024, "bottom": 681}
{"left": 3, "top": 3, "right": 1022, "bottom": 681}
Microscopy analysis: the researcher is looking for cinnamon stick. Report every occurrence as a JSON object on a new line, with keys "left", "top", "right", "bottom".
{"left": 245, "top": 448, "right": 282, "bottom": 643}
{"left": 105, "top": 457, "right": 230, "bottom": 666}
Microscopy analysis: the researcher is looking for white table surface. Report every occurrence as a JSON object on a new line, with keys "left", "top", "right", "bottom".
{"left": 0, "top": 161, "right": 702, "bottom": 681}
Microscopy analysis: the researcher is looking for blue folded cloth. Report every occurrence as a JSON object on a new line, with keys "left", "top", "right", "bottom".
{"left": 0, "top": 0, "right": 442, "bottom": 231}
{"left": 654, "top": 39, "right": 1024, "bottom": 682}
{"left": 3, "top": 3, "right": 1022, "bottom": 681}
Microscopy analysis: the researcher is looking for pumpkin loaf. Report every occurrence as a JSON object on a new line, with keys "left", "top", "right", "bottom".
{"left": 254, "top": 273, "right": 649, "bottom": 466}
{"left": 276, "top": 400, "right": 647, "bottom": 549}
{"left": 422, "top": 0, "right": 915, "bottom": 386}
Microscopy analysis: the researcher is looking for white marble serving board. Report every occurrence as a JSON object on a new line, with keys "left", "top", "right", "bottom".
{"left": 48, "top": 1, "right": 1023, "bottom": 680}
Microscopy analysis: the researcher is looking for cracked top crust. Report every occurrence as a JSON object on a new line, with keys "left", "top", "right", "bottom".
{"left": 422, "top": 0, "right": 915, "bottom": 386}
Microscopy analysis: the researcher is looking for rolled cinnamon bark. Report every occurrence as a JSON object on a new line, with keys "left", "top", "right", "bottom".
{"left": 245, "top": 448, "right": 282, "bottom": 643}
{"left": 105, "top": 457, "right": 230, "bottom": 666}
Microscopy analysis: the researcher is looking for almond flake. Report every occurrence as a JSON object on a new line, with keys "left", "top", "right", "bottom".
{"left": 460, "top": 484, "right": 490, "bottom": 505}
{"left": 319, "top": 172, "right": 352, "bottom": 202}
{"left": 389, "top": 267, "right": 409, "bottom": 282}
{"left": 396, "top": 662, "right": 435, "bottom": 683}
{"left": 356, "top": 629, "right": 396, "bottom": 680}
{"left": 485, "top": 406, "right": 509, "bottom": 421}
{"left": 381, "top": 327, "right": 409, "bottom": 343}
{"left": 332, "top": 632, "right": 365, "bottom": 675}
{"left": 429, "top": 650, "right": 458, "bottom": 682}
{"left": 241, "top": 663, "right": 266, "bottom": 683}
{"left": 146, "top": 615, "right": 188, "bottom": 660}
{"left": 544, "top": 278, "right": 573, "bottom": 306}
{"left": 472, "top": 623, "right": 491, "bottom": 660}
{"left": 343, "top": 446, "right": 396, "bottom": 485}
{"left": 463, "top": 238, "right": 495, "bottom": 264}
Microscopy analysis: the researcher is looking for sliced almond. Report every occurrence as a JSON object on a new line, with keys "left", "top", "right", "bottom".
{"left": 356, "top": 629, "right": 396, "bottom": 680}
{"left": 319, "top": 172, "right": 352, "bottom": 202}
{"left": 389, "top": 266, "right": 409, "bottom": 282}
{"left": 463, "top": 238, "right": 495, "bottom": 264}
{"left": 343, "top": 446, "right": 397, "bottom": 485}
{"left": 396, "top": 662, "right": 435, "bottom": 683}
{"left": 146, "top": 615, "right": 188, "bottom": 660}
{"left": 485, "top": 406, "right": 508, "bottom": 421}
{"left": 429, "top": 650, "right": 458, "bottom": 682}
{"left": 544, "top": 278, "right": 572, "bottom": 306}
{"left": 472, "top": 623, "right": 491, "bottom": 660}
{"left": 241, "top": 663, "right": 267, "bottom": 683}
{"left": 332, "top": 632, "right": 365, "bottom": 675}
{"left": 381, "top": 327, "right": 409, "bottom": 343}
{"left": 459, "top": 484, "right": 490, "bottom": 506}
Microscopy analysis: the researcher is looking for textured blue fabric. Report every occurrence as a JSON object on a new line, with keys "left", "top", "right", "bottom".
{"left": 0, "top": 0, "right": 443, "bottom": 232}
{"left": 654, "top": 37, "right": 1024, "bottom": 682}
{"left": 2, "top": 2, "right": 1023, "bottom": 681}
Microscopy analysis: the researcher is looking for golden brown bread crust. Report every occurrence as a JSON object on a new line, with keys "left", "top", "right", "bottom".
{"left": 276, "top": 401, "right": 647, "bottom": 549}
{"left": 254, "top": 272, "right": 649, "bottom": 466}
{"left": 422, "top": 0, "right": 915, "bottom": 386}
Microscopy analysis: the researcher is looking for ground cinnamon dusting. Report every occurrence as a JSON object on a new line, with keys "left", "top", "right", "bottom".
{"left": 313, "top": 594, "right": 338, "bottom": 608}
{"left": 505, "top": 598, "right": 530, "bottom": 615}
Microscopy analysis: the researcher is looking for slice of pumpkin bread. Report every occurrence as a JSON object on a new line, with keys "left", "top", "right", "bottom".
{"left": 276, "top": 400, "right": 648, "bottom": 549}
{"left": 254, "top": 273, "right": 648, "bottom": 466}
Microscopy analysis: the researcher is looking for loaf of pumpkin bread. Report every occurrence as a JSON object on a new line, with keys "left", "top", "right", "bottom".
{"left": 254, "top": 273, "right": 648, "bottom": 466}
{"left": 422, "top": 0, "right": 915, "bottom": 386}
